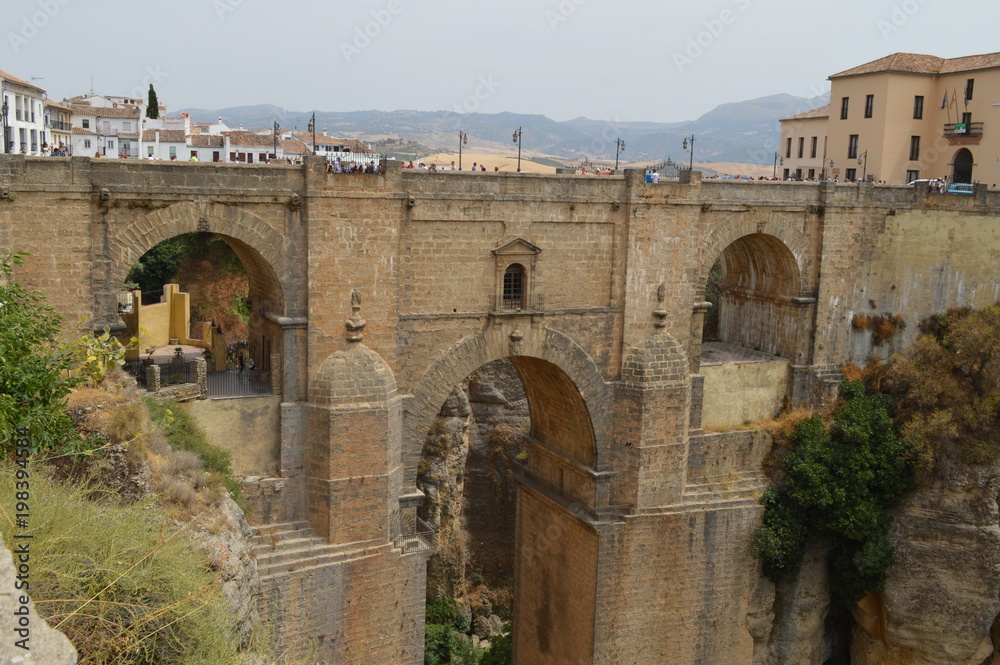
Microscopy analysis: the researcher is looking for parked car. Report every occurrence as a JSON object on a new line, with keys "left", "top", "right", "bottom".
{"left": 946, "top": 183, "right": 975, "bottom": 195}
{"left": 908, "top": 178, "right": 945, "bottom": 192}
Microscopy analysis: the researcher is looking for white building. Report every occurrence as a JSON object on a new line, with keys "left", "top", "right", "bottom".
{"left": 45, "top": 100, "right": 72, "bottom": 152}
{"left": 1, "top": 71, "right": 48, "bottom": 155}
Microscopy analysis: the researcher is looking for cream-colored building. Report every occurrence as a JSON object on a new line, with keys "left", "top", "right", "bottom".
{"left": 781, "top": 52, "right": 1000, "bottom": 185}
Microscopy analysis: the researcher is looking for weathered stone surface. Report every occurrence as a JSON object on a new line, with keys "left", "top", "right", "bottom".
{"left": 187, "top": 496, "right": 260, "bottom": 650}
{"left": 0, "top": 533, "right": 77, "bottom": 665}
{"left": 852, "top": 466, "right": 1000, "bottom": 665}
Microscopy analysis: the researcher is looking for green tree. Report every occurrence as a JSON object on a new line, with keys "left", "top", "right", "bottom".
{"left": 146, "top": 83, "right": 160, "bottom": 119}
{"left": 753, "top": 380, "right": 914, "bottom": 608}
{"left": 0, "top": 252, "right": 82, "bottom": 455}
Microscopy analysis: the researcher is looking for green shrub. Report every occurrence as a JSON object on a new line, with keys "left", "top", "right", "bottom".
{"left": 0, "top": 467, "right": 239, "bottom": 664}
{"left": 144, "top": 398, "right": 248, "bottom": 514}
{"left": 426, "top": 597, "right": 470, "bottom": 633}
{"left": 753, "top": 380, "right": 914, "bottom": 608}
{"left": 480, "top": 623, "right": 512, "bottom": 665}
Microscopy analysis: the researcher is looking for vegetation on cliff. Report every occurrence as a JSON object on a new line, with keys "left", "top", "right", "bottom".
{"left": 753, "top": 380, "right": 914, "bottom": 607}
{"left": 0, "top": 253, "right": 262, "bottom": 664}
{"left": 755, "top": 303, "right": 1000, "bottom": 609}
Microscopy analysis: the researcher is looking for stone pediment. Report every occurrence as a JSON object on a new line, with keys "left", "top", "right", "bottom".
{"left": 491, "top": 237, "right": 542, "bottom": 257}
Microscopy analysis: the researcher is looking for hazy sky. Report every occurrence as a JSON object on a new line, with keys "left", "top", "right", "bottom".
{"left": 5, "top": 0, "right": 998, "bottom": 123}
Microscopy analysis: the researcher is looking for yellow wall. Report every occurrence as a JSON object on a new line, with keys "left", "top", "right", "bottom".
{"left": 701, "top": 360, "right": 790, "bottom": 430}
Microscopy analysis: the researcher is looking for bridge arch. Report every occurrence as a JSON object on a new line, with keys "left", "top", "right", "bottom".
{"left": 404, "top": 325, "right": 612, "bottom": 485}
{"left": 696, "top": 218, "right": 811, "bottom": 361}
{"left": 104, "top": 201, "right": 288, "bottom": 321}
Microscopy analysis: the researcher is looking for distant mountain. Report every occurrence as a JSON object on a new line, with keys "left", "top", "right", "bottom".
{"left": 180, "top": 93, "right": 830, "bottom": 165}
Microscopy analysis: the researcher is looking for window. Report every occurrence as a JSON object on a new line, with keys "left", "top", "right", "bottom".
{"left": 122, "top": 121, "right": 131, "bottom": 132}
{"left": 169, "top": 146, "right": 176, "bottom": 158}
{"left": 147, "top": 146, "right": 154, "bottom": 156}
{"left": 864, "top": 95, "right": 874, "bottom": 118}
{"left": 913, "top": 95, "right": 924, "bottom": 119}
{"left": 847, "top": 134, "right": 859, "bottom": 159}
{"left": 962, "top": 111, "right": 972, "bottom": 126}
{"left": 502, "top": 264, "right": 525, "bottom": 310}
{"left": 783, "top": 168, "right": 789, "bottom": 180}
{"left": 841, "top": 97, "right": 850, "bottom": 120}
{"left": 909, "top": 136, "right": 920, "bottom": 161}
{"left": 82, "top": 119, "right": 90, "bottom": 129}
{"left": 906, "top": 170, "right": 920, "bottom": 183}
{"left": 966, "top": 78, "right": 975, "bottom": 102}
{"left": 810, "top": 136, "right": 818, "bottom": 159}
{"left": 808, "top": 168, "right": 815, "bottom": 179}
{"left": 794, "top": 168, "right": 802, "bottom": 181}
{"left": 785, "top": 137, "right": 792, "bottom": 159}
{"left": 797, "top": 137, "right": 804, "bottom": 159}
{"left": 83, "top": 139, "right": 91, "bottom": 148}
{"left": 846, "top": 168, "right": 857, "bottom": 181}
{"left": 107, "top": 140, "right": 114, "bottom": 149}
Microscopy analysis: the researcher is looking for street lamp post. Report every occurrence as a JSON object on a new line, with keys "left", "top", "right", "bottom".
{"left": 308, "top": 113, "right": 316, "bottom": 155}
{"left": 773, "top": 152, "right": 783, "bottom": 179}
{"left": 0, "top": 96, "right": 8, "bottom": 154}
{"left": 273, "top": 121, "right": 279, "bottom": 162}
{"left": 512, "top": 127, "right": 523, "bottom": 172}
{"left": 615, "top": 138, "right": 626, "bottom": 170}
{"left": 458, "top": 130, "right": 468, "bottom": 171}
{"left": 682, "top": 135, "right": 695, "bottom": 172}
{"left": 858, "top": 150, "right": 868, "bottom": 182}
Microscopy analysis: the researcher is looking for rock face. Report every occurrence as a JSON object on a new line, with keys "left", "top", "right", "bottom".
{"left": 851, "top": 466, "right": 1000, "bottom": 665}
{"left": 417, "top": 359, "right": 528, "bottom": 633}
{"left": 187, "top": 495, "right": 260, "bottom": 649}
{"left": 751, "top": 464, "right": 1000, "bottom": 665}
{"left": 0, "top": 533, "right": 77, "bottom": 665}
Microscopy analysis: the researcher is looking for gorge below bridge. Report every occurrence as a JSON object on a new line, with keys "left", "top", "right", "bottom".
{"left": 2, "top": 154, "right": 999, "bottom": 664}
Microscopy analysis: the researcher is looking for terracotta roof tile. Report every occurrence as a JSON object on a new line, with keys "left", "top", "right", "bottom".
{"left": 71, "top": 127, "right": 96, "bottom": 135}
{"left": 781, "top": 104, "right": 830, "bottom": 121}
{"left": 0, "top": 70, "right": 44, "bottom": 93}
{"left": 141, "top": 129, "right": 186, "bottom": 142}
{"left": 190, "top": 134, "right": 223, "bottom": 147}
{"left": 831, "top": 51, "right": 1000, "bottom": 79}
{"left": 70, "top": 105, "right": 141, "bottom": 119}
{"left": 224, "top": 131, "right": 280, "bottom": 147}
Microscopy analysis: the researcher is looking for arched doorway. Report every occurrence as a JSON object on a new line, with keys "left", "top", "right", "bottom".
{"left": 953, "top": 148, "right": 974, "bottom": 184}
{"left": 699, "top": 233, "right": 804, "bottom": 428}
{"left": 116, "top": 231, "right": 284, "bottom": 396}
{"left": 414, "top": 344, "right": 604, "bottom": 665}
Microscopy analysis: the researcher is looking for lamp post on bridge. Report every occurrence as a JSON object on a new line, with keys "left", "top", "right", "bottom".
{"left": 858, "top": 150, "right": 868, "bottom": 183}
{"left": 773, "top": 152, "right": 783, "bottom": 179}
{"left": 615, "top": 138, "right": 626, "bottom": 170}
{"left": 273, "top": 121, "right": 279, "bottom": 162}
{"left": 458, "top": 130, "right": 467, "bottom": 171}
{"left": 512, "top": 126, "right": 522, "bottom": 172}
{"left": 307, "top": 113, "right": 316, "bottom": 155}
{"left": 682, "top": 134, "right": 695, "bottom": 172}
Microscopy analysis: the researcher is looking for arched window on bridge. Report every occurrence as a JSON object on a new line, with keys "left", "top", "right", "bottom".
{"left": 503, "top": 263, "right": 525, "bottom": 310}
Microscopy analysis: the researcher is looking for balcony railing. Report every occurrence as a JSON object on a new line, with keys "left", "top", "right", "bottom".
{"left": 489, "top": 293, "right": 545, "bottom": 313}
{"left": 46, "top": 120, "right": 71, "bottom": 131}
{"left": 944, "top": 122, "right": 984, "bottom": 138}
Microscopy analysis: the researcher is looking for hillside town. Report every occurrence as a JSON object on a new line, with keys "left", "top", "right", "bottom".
{"left": 0, "top": 71, "right": 376, "bottom": 165}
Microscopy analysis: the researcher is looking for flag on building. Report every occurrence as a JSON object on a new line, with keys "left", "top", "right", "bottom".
{"left": 941, "top": 91, "right": 949, "bottom": 109}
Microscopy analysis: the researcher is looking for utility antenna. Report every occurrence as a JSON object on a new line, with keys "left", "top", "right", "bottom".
{"left": 30, "top": 76, "right": 44, "bottom": 85}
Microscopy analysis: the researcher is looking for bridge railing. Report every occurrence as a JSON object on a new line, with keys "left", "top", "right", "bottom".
{"left": 391, "top": 513, "right": 435, "bottom": 555}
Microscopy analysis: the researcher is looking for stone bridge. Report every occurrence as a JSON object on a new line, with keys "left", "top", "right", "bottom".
{"left": 2, "top": 154, "right": 998, "bottom": 664}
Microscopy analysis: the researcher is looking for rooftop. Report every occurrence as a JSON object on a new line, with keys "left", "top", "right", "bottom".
{"left": 831, "top": 51, "right": 1000, "bottom": 79}
{"left": 781, "top": 104, "right": 830, "bottom": 122}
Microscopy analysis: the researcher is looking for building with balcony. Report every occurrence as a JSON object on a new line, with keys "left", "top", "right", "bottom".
{"left": 780, "top": 51, "right": 1000, "bottom": 185}
{"left": 45, "top": 100, "right": 72, "bottom": 151}
{"left": 1, "top": 71, "right": 48, "bottom": 155}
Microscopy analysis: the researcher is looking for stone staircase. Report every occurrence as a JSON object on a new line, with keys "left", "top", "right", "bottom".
{"left": 251, "top": 520, "right": 376, "bottom": 579}
{"left": 681, "top": 473, "right": 768, "bottom": 511}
